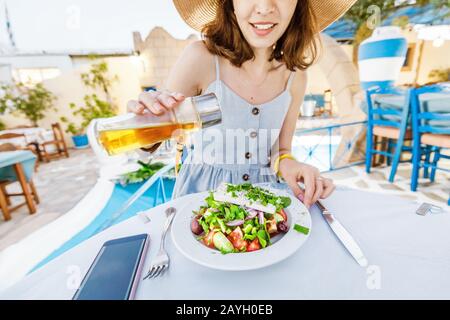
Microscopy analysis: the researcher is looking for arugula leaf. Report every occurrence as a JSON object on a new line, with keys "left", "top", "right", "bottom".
{"left": 243, "top": 234, "right": 257, "bottom": 241}
{"left": 280, "top": 196, "right": 291, "bottom": 208}
{"left": 294, "top": 224, "right": 310, "bottom": 235}
{"left": 257, "top": 230, "right": 267, "bottom": 248}
{"left": 199, "top": 220, "right": 209, "bottom": 233}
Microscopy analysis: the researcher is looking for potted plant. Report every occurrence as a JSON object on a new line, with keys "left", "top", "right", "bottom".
{"left": 61, "top": 94, "right": 117, "bottom": 148}
{"left": 0, "top": 82, "right": 57, "bottom": 127}
{"left": 60, "top": 59, "right": 118, "bottom": 148}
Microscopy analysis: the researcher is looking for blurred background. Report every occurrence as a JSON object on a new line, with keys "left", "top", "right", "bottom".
{"left": 0, "top": 0, "right": 448, "bottom": 290}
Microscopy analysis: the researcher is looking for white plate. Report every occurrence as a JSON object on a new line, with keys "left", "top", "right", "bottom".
{"left": 171, "top": 186, "right": 311, "bottom": 271}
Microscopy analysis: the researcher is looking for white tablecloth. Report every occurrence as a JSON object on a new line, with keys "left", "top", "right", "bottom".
{"left": 1, "top": 186, "right": 449, "bottom": 300}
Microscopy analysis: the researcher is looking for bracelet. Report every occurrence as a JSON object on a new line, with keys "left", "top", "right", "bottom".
{"left": 273, "top": 153, "right": 296, "bottom": 177}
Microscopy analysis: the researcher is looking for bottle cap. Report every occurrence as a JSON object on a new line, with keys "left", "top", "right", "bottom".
{"left": 192, "top": 93, "right": 222, "bottom": 128}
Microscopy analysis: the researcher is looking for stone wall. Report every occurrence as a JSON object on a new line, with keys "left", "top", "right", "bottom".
{"left": 133, "top": 27, "right": 198, "bottom": 90}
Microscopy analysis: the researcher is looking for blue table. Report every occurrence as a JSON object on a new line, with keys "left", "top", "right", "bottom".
{"left": 0, "top": 150, "right": 37, "bottom": 220}
{"left": 374, "top": 92, "right": 450, "bottom": 126}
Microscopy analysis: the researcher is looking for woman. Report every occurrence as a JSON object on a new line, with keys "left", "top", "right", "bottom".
{"left": 127, "top": 0, "right": 356, "bottom": 208}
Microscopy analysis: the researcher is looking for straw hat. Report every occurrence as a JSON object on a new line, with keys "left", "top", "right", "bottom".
{"left": 173, "top": 0, "right": 357, "bottom": 33}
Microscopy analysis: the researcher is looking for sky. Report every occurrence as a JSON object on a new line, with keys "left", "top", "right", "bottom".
{"left": 0, "top": 0, "right": 198, "bottom": 53}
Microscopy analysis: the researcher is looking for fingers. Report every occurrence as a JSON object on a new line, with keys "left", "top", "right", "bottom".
{"left": 284, "top": 175, "right": 304, "bottom": 200}
{"left": 156, "top": 93, "right": 177, "bottom": 109}
{"left": 311, "top": 178, "right": 323, "bottom": 205}
{"left": 127, "top": 100, "right": 145, "bottom": 114}
{"left": 320, "top": 178, "right": 335, "bottom": 199}
{"left": 139, "top": 91, "right": 165, "bottom": 115}
{"left": 171, "top": 92, "right": 185, "bottom": 101}
{"left": 302, "top": 172, "right": 316, "bottom": 208}
{"left": 127, "top": 91, "right": 185, "bottom": 116}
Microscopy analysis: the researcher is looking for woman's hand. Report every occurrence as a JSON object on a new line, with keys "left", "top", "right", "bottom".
{"left": 127, "top": 90, "right": 185, "bottom": 115}
{"left": 278, "top": 158, "right": 335, "bottom": 208}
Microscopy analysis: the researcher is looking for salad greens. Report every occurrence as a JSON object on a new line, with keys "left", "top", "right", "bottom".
{"left": 225, "top": 183, "right": 291, "bottom": 212}
{"left": 119, "top": 161, "right": 165, "bottom": 184}
{"left": 293, "top": 223, "right": 310, "bottom": 235}
{"left": 191, "top": 183, "right": 296, "bottom": 254}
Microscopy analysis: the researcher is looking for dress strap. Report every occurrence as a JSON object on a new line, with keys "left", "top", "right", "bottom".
{"left": 214, "top": 55, "right": 222, "bottom": 101}
{"left": 214, "top": 55, "right": 221, "bottom": 82}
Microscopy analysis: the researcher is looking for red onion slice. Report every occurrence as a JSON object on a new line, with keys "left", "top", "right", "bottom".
{"left": 225, "top": 219, "right": 244, "bottom": 226}
{"left": 244, "top": 208, "right": 258, "bottom": 220}
{"left": 258, "top": 211, "right": 264, "bottom": 225}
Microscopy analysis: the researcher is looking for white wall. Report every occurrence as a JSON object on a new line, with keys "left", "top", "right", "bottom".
{"left": 0, "top": 54, "right": 73, "bottom": 73}
{"left": 1, "top": 56, "right": 142, "bottom": 146}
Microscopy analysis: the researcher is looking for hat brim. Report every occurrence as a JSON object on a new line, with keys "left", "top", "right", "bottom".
{"left": 174, "top": 0, "right": 358, "bottom": 33}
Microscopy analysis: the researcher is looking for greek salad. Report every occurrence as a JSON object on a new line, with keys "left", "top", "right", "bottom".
{"left": 190, "top": 182, "right": 294, "bottom": 254}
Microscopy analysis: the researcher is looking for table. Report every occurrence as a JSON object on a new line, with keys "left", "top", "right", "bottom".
{"left": 0, "top": 150, "right": 37, "bottom": 220}
{"left": 0, "top": 127, "right": 56, "bottom": 157}
{"left": 1, "top": 186, "right": 449, "bottom": 299}
{"left": 374, "top": 92, "right": 450, "bottom": 126}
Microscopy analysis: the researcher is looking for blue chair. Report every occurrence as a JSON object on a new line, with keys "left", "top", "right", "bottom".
{"left": 365, "top": 86, "right": 413, "bottom": 182}
{"left": 410, "top": 83, "right": 450, "bottom": 205}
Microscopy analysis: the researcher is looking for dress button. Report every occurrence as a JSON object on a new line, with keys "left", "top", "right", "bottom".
{"left": 245, "top": 152, "right": 252, "bottom": 159}
{"left": 252, "top": 107, "right": 260, "bottom": 115}
{"left": 250, "top": 131, "right": 257, "bottom": 138}
{"left": 242, "top": 174, "right": 250, "bottom": 181}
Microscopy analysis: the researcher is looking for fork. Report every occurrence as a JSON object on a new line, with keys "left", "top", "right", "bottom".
{"left": 143, "top": 206, "right": 176, "bottom": 280}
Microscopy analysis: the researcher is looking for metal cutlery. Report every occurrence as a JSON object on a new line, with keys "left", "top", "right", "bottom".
{"left": 315, "top": 200, "right": 369, "bottom": 267}
{"left": 265, "top": 181, "right": 368, "bottom": 267}
{"left": 143, "top": 206, "right": 176, "bottom": 280}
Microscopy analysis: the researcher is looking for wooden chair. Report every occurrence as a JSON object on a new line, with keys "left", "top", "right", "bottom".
{"left": 0, "top": 179, "right": 39, "bottom": 220}
{"left": 0, "top": 146, "right": 40, "bottom": 221}
{"left": 40, "top": 123, "right": 69, "bottom": 162}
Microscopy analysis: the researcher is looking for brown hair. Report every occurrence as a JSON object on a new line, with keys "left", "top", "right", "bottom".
{"left": 202, "top": 0, "right": 319, "bottom": 71}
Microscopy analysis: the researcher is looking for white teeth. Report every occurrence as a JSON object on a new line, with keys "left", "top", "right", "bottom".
{"left": 252, "top": 24, "right": 274, "bottom": 30}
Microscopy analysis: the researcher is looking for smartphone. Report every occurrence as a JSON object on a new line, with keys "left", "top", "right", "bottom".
{"left": 73, "top": 233, "right": 150, "bottom": 300}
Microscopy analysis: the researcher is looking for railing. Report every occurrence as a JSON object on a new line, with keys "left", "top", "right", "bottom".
{"left": 293, "top": 121, "right": 367, "bottom": 172}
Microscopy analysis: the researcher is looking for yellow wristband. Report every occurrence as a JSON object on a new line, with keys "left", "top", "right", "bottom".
{"left": 273, "top": 153, "right": 296, "bottom": 177}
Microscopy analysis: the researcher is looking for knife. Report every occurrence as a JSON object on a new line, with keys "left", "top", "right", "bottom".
{"left": 316, "top": 199, "right": 369, "bottom": 267}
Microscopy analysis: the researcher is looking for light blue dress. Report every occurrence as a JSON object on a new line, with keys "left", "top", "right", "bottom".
{"left": 172, "top": 56, "right": 295, "bottom": 199}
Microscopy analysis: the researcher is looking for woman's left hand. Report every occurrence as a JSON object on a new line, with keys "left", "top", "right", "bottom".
{"left": 278, "top": 158, "right": 335, "bottom": 208}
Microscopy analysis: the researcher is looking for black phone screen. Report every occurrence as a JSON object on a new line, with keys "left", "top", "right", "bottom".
{"left": 73, "top": 234, "right": 149, "bottom": 300}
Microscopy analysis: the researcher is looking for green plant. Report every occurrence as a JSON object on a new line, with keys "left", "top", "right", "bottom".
{"left": 0, "top": 120, "right": 5, "bottom": 130}
{"left": 60, "top": 94, "right": 116, "bottom": 135}
{"left": 428, "top": 68, "right": 450, "bottom": 83}
{"left": 60, "top": 60, "right": 118, "bottom": 135}
{"left": 120, "top": 161, "right": 166, "bottom": 185}
{"left": 0, "top": 82, "right": 56, "bottom": 126}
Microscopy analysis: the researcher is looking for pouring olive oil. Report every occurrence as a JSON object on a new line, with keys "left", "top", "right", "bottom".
{"left": 98, "top": 121, "right": 200, "bottom": 156}
{"left": 89, "top": 93, "right": 221, "bottom": 158}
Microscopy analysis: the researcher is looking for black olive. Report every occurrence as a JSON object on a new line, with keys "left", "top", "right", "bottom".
{"left": 277, "top": 221, "right": 289, "bottom": 233}
{"left": 191, "top": 217, "right": 203, "bottom": 235}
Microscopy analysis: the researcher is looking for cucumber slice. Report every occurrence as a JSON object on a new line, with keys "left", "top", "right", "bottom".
{"left": 213, "top": 232, "right": 234, "bottom": 254}
{"left": 217, "top": 219, "right": 227, "bottom": 234}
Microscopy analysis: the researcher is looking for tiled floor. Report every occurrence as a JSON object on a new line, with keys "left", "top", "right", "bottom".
{"left": 0, "top": 148, "right": 100, "bottom": 251}
{"left": 0, "top": 147, "right": 448, "bottom": 252}
{"left": 322, "top": 160, "right": 450, "bottom": 209}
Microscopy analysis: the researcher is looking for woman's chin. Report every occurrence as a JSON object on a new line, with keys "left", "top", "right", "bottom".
{"left": 246, "top": 39, "right": 277, "bottom": 51}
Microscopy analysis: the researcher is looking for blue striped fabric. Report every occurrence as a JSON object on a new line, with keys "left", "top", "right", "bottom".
{"left": 361, "top": 80, "right": 395, "bottom": 91}
{"left": 358, "top": 27, "right": 408, "bottom": 91}
{"left": 358, "top": 38, "right": 408, "bottom": 60}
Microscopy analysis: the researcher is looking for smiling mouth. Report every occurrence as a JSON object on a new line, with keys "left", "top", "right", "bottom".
{"left": 249, "top": 23, "right": 277, "bottom": 30}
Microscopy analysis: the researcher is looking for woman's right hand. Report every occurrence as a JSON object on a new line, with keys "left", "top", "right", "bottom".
{"left": 127, "top": 90, "right": 185, "bottom": 115}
